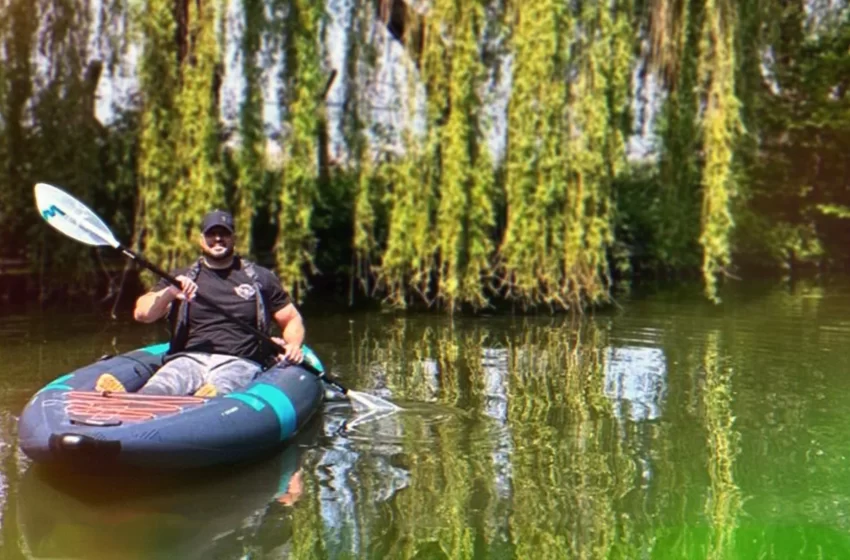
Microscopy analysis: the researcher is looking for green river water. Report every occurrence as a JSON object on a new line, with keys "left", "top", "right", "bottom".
{"left": 0, "top": 280, "right": 849, "bottom": 559}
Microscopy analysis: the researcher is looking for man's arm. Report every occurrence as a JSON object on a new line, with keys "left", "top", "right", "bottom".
{"left": 272, "top": 303, "right": 305, "bottom": 363}
{"left": 134, "top": 275, "right": 197, "bottom": 323}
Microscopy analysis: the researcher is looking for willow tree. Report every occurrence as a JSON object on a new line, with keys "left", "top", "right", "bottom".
{"left": 563, "top": 0, "right": 633, "bottom": 306}
{"left": 501, "top": 0, "right": 632, "bottom": 310}
{"left": 30, "top": 0, "right": 107, "bottom": 288}
{"left": 499, "top": 0, "right": 571, "bottom": 308}
{"left": 378, "top": 144, "right": 436, "bottom": 306}
{"left": 648, "top": 0, "right": 742, "bottom": 301}
{"left": 135, "top": 0, "right": 181, "bottom": 269}
{"left": 433, "top": 0, "right": 495, "bottom": 312}
{"left": 0, "top": 0, "right": 38, "bottom": 246}
{"left": 697, "top": 0, "right": 740, "bottom": 301}
{"left": 376, "top": 0, "right": 495, "bottom": 311}
{"left": 376, "top": 8, "right": 442, "bottom": 308}
{"left": 346, "top": 0, "right": 384, "bottom": 298}
{"left": 234, "top": 0, "right": 266, "bottom": 256}
{"left": 275, "top": 0, "right": 326, "bottom": 301}
{"left": 135, "top": 0, "right": 226, "bottom": 271}
{"left": 166, "top": 0, "right": 227, "bottom": 262}
{"left": 651, "top": 0, "right": 703, "bottom": 272}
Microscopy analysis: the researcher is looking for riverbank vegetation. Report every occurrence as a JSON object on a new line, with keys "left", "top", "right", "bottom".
{"left": 0, "top": 0, "right": 847, "bottom": 312}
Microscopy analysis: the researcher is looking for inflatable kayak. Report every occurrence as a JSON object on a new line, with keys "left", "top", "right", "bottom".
{"left": 18, "top": 342, "right": 325, "bottom": 470}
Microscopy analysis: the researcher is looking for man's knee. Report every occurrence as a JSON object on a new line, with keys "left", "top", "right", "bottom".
{"left": 208, "top": 359, "right": 261, "bottom": 394}
{"left": 141, "top": 355, "right": 204, "bottom": 395}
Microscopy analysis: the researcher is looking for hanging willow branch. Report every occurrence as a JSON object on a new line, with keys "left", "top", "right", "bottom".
{"left": 378, "top": 140, "right": 436, "bottom": 307}
{"left": 698, "top": 0, "right": 740, "bottom": 302}
{"left": 500, "top": 0, "right": 572, "bottom": 308}
{"left": 135, "top": 0, "right": 180, "bottom": 272}
{"left": 646, "top": 0, "right": 741, "bottom": 301}
{"left": 235, "top": 0, "right": 267, "bottom": 257}
{"left": 500, "top": 0, "right": 629, "bottom": 310}
{"left": 432, "top": 0, "right": 495, "bottom": 312}
{"left": 562, "top": 0, "right": 624, "bottom": 307}
{"left": 346, "top": 0, "right": 382, "bottom": 298}
{"left": 647, "top": 0, "right": 690, "bottom": 88}
{"left": 655, "top": 0, "right": 701, "bottom": 271}
{"left": 275, "top": 0, "right": 326, "bottom": 302}
{"left": 167, "top": 0, "right": 226, "bottom": 264}
{"left": 0, "top": 0, "right": 808, "bottom": 310}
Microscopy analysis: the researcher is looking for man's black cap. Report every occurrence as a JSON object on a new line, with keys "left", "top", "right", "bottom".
{"left": 201, "top": 210, "right": 235, "bottom": 234}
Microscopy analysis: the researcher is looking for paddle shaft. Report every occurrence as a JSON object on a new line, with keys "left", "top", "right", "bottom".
{"left": 119, "top": 246, "right": 352, "bottom": 396}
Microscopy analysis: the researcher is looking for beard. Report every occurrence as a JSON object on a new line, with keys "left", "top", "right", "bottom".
{"left": 202, "top": 243, "right": 234, "bottom": 265}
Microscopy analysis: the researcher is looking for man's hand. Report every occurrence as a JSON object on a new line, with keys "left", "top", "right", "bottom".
{"left": 271, "top": 336, "right": 303, "bottom": 364}
{"left": 165, "top": 275, "right": 198, "bottom": 301}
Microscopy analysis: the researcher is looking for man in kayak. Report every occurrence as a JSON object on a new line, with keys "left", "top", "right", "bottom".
{"left": 95, "top": 209, "right": 305, "bottom": 397}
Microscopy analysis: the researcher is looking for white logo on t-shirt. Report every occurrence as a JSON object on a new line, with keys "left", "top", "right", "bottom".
{"left": 234, "top": 284, "right": 256, "bottom": 300}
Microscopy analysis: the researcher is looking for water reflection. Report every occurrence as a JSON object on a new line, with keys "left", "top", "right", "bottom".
{"left": 6, "top": 284, "right": 850, "bottom": 557}
{"left": 17, "top": 420, "right": 322, "bottom": 560}
{"left": 481, "top": 348, "right": 512, "bottom": 503}
{"left": 604, "top": 346, "right": 667, "bottom": 422}
{"left": 702, "top": 332, "right": 742, "bottom": 560}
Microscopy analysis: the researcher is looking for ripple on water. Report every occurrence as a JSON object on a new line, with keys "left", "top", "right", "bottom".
{"left": 320, "top": 399, "right": 516, "bottom": 472}
{"left": 329, "top": 402, "right": 472, "bottom": 448}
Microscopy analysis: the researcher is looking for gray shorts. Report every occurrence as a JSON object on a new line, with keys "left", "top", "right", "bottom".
{"left": 140, "top": 352, "right": 263, "bottom": 396}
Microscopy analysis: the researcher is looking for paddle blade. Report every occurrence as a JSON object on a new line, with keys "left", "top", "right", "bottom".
{"left": 34, "top": 183, "right": 120, "bottom": 248}
{"left": 346, "top": 390, "right": 401, "bottom": 413}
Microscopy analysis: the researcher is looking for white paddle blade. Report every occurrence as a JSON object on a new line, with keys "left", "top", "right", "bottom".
{"left": 34, "top": 183, "right": 121, "bottom": 248}
{"left": 347, "top": 390, "right": 402, "bottom": 413}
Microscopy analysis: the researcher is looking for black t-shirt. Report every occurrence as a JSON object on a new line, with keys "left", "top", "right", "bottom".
{"left": 155, "top": 259, "right": 292, "bottom": 363}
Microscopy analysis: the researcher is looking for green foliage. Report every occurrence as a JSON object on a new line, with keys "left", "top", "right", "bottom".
{"left": 234, "top": 0, "right": 267, "bottom": 257}
{"left": 7, "top": 0, "right": 850, "bottom": 308}
{"left": 697, "top": 0, "right": 741, "bottom": 302}
{"left": 431, "top": 0, "right": 494, "bottom": 312}
{"left": 734, "top": 3, "right": 850, "bottom": 274}
{"left": 274, "top": 0, "right": 326, "bottom": 302}
{"left": 654, "top": 1, "right": 703, "bottom": 272}
{"left": 0, "top": 0, "right": 38, "bottom": 251}
{"left": 378, "top": 141, "right": 436, "bottom": 307}
{"left": 500, "top": 0, "right": 632, "bottom": 309}
{"left": 613, "top": 162, "right": 674, "bottom": 274}
{"left": 500, "top": 0, "right": 573, "bottom": 308}
{"left": 167, "top": 0, "right": 226, "bottom": 263}
{"left": 135, "top": 0, "right": 180, "bottom": 274}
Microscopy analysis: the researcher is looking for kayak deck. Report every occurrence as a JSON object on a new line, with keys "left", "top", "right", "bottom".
{"left": 65, "top": 392, "right": 208, "bottom": 426}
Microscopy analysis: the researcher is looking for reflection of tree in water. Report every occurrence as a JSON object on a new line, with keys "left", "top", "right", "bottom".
{"left": 344, "top": 317, "right": 646, "bottom": 557}
{"left": 702, "top": 331, "right": 742, "bottom": 560}
{"left": 341, "top": 319, "right": 508, "bottom": 558}
{"left": 4, "top": 315, "right": 750, "bottom": 559}
{"left": 288, "top": 465, "right": 329, "bottom": 559}
{"left": 0, "top": 411, "right": 27, "bottom": 557}
{"left": 506, "top": 324, "right": 637, "bottom": 559}
{"left": 647, "top": 328, "right": 744, "bottom": 559}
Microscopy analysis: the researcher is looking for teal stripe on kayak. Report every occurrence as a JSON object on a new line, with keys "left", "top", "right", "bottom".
{"left": 37, "top": 373, "right": 74, "bottom": 394}
{"left": 38, "top": 384, "right": 71, "bottom": 394}
{"left": 246, "top": 383, "right": 297, "bottom": 440}
{"left": 139, "top": 342, "right": 170, "bottom": 355}
{"left": 224, "top": 393, "right": 266, "bottom": 411}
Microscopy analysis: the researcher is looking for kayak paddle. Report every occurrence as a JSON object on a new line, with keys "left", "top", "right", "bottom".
{"left": 34, "top": 182, "right": 400, "bottom": 413}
